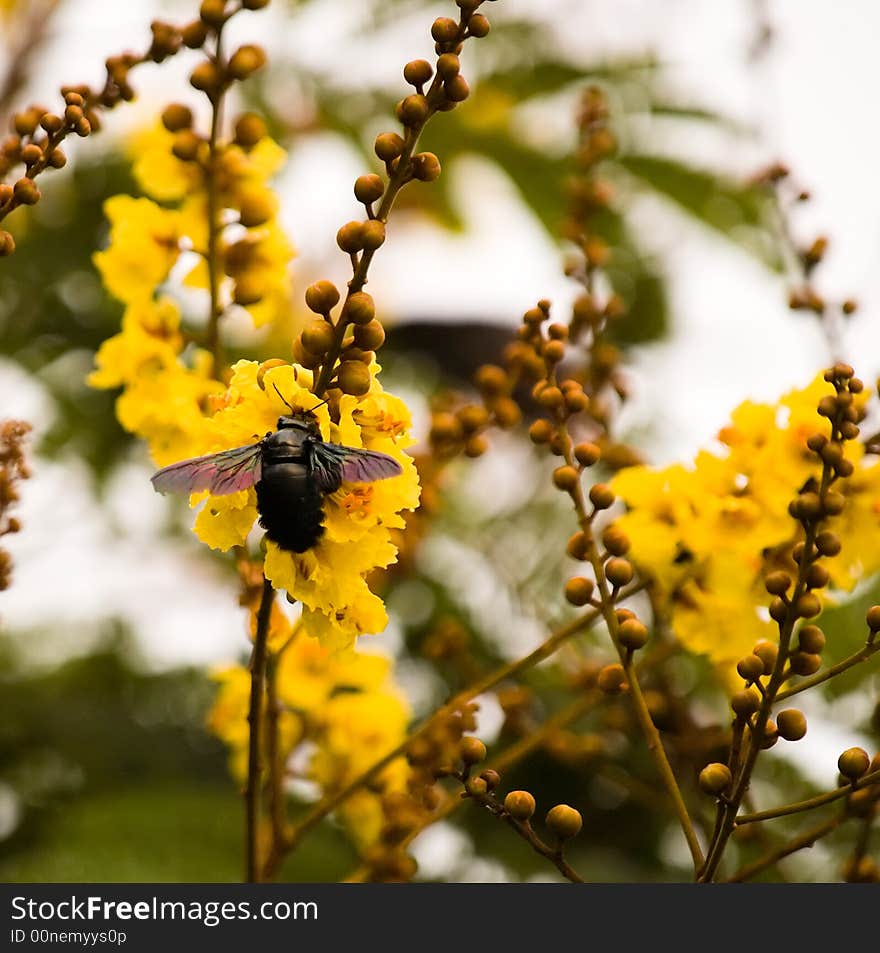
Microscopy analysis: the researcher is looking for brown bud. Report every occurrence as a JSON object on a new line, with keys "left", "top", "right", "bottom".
{"left": 805, "top": 563, "right": 830, "bottom": 590}
{"left": 199, "top": 0, "right": 227, "bottom": 26}
{"left": 797, "top": 624, "right": 825, "bottom": 654}
{"left": 431, "top": 17, "right": 459, "bottom": 44}
{"left": 190, "top": 61, "right": 223, "bottom": 94}
{"left": 344, "top": 292, "right": 375, "bottom": 325}
{"left": 354, "top": 174, "right": 384, "bottom": 205}
{"left": 181, "top": 19, "right": 209, "bottom": 48}
{"left": 161, "top": 103, "right": 193, "bottom": 132}
{"left": 398, "top": 94, "right": 429, "bottom": 127}
{"left": 228, "top": 44, "right": 266, "bottom": 80}
{"left": 789, "top": 652, "right": 821, "bottom": 676}
{"left": 403, "top": 59, "right": 433, "bottom": 87}
{"left": 239, "top": 190, "right": 276, "bottom": 228}
{"left": 815, "top": 531, "right": 841, "bottom": 557}
{"left": 0, "top": 230, "right": 15, "bottom": 257}
{"left": 597, "top": 663, "right": 626, "bottom": 694}
{"left": 354, "top": 320, "right": 386, "bottom": 352}
{"left": 337, "top": 221, "right": 365, "bottom": 253}
{"left": 504, "top": 790, "right": 535, "bottom": 820}
{"left": 605, "top": 557, "right": 633, "bottom": 588}
{"left": 838, "top": 747, "right": 870, "bottom": 780}
{"left": 437, "top": 53, "right": 460, "bottom": 79}
{"left": 13, "top": 178, "right": 40, "bottom": 205}
{"left": 467, "top": 13, "right": 491, "bottom": 37}
{"left": 601, "top": 525, "right": 630, "bottom": 556}
{"left": 360, "top": 219, "right": 386, "bottom": 251}
{"left": 375, "top": 132, "right": 405, "bottom": 162}
{"left": 866, "top": 605, "right": 880, "bottom": 632}
{"left": 753, "top": 640, "right": 778, "bottom": 674}
{"left": 460, "top": 736, "right": 487, "bottom": 765}
{"left": 699, "top": 763, "right": 732, "bottom": 796}
{"left": 566, "top": 531, "right": 589, "bottom": 560}
{"left": 589, "top": 483, "right": 615, "bottom": 510}
{"left": 444, "top": 75, "right": 470, "bottom": 103}
{"left": 338, "top": 361, "right": 372, "bottom": 397}
{"left": 574, "top": 443, "right": 601, "bottom": 467}
{"left": 731, "top": 688, "right": 761, "bottom": 717}
{"left": 475, "top": 364, "right": 507, "bottom": 396}
{"left": 736, "top": 654, "right": 765, "bottom": 683}
{"left": 765, "top": 571, "right": 792, "bottom": 596}
{"left": 545, "top": 804, "right": 582, "bottom": 840}
{"left": 458, "top": 405, "right": 489, "bottom": 434}
{"left": 529, "top": 419, "right": 553, "bottom": 444}
{"left": 301, "top": 320, "right": 335, "bottom": 356}
{"left": 618, "top": 618, "right": 648, "bottom": 651}
{"left": 233, "top": 273, "right": 265, "bottom": 306}
{"left": 234, "top": 113, "right": 267, "bottom": 148}
{"left": 795, "top": 592, "right": 822, "bottom": 619}
{"left": 553, "top": 466, "right": 580, "bottom": 492}
{"left": 564, "top": 576, "right": 594, "bottom": 607}
{"left": 305, "top": 280, "right": 340, "bottom": 315}
{"left": 777, "top": 709, "right": 807, "bottom": 741}
{"left": 411, "top": 152, "right": 441, "bottom": 182}
{"left": 171, "top": 130, "right": 201, "bottom": 162}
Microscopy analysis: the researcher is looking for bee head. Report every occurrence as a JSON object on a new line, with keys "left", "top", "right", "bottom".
{"left": 276, "top": 413, "right": 320, "bottom": 435}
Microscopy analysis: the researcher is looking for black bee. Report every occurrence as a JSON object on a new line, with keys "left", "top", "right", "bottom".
{"left": 150, "top": 393, "right": 402, "bottom": 553}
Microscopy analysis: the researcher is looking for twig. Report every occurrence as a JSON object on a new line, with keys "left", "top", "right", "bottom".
{"left": 775, "top": 641, "right": 880, "bottom": 701}
{"left": 725, "top": 815, "right": 841, "bottom": 882}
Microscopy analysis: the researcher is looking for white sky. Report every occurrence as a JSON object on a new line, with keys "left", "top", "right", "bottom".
{"left": 3, "top": 0, "right": 880, "bottom": 669}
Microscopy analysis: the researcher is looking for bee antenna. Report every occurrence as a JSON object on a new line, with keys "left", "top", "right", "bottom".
{"left": 272, "top": 382, "right": 295, "bottom": 413}
{"left": 308, "top": 397, "right": 329, "bottom": 413}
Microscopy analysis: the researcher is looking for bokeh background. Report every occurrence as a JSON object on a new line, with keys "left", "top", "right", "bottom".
{"left": 1, "top": 0, "right": 879, "bottom": 881}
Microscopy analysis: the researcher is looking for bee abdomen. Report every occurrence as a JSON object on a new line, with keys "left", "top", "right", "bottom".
{"left": 256, "top": 462, "right": 326, "bottom": 553}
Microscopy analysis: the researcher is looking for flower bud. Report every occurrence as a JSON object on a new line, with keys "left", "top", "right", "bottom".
{"left": 797, "top": 624, "right": 825, "bottom": 654}
{"left": 375, "top": 132, "right": 405, "bottom": 162}
{"left": 867, "top": 606, "right": 880, "bottom": 632}
{"left": 589, "top": 483, "right": 615, "bottom": 510}
{"left": 838, "top": 747, "right": 870, "bottom": 780}
{"left": 618, "top": 618, "right": 648, "bottom": 651}
{"left": 354, "top": 174, "right": 384, "bottom": 205}
{"left": 504, "top": 790, "right": 535, "bottom": 820}
{"left": 234, "top": 113, "right": 267, "bottom": 148}
{"left": 337, "top": 221, "right": 365, "bottom": 253}
{"left": 403, "top": 59, "right": 433, "bottom": 87}
{"left": 545, "top": 804, "right": 582, "bottom": 840}
{"left": 344, "top": 292, "right": 375, "bottom": 325}
{"left": 789, "top": 652, "right": 821, "bottom": 676}
{"left": 752, "top": 640, "right": 778, "bottom": 674}
{"left": 301, "top": 320, "right": 335, "bottom": 356}
{"left": 731, "top": 688, "right": 761, "bottom": 718}
{"left": 736, "top": 654, "right": 765, "bottom": 683}
{"left": 360, "top": 220, "right": 386, "bottom": 251}
{"left": 338, "top": 361, "right": 372, "bottom": 396}
{"left": 777, "top": 709, "right": 807, "bottom": 741}
{"left": 411, "top": 152, "right": 441, "bottom": 182}
{"left": 597, "top": 663, "right": 626, "bottom": 694}
{"left": 161, "top": 103, "right": 193, "bottom": 132}
{"left": 460, "top": 736, "right": 487, "bottom": 765}
{"left": 398, "top": 94, "right": 429, "bottom": 127}
{"left": 305, "top": 280, "right": 340, "bottom": 314}
{"left": 564, "top": 577, "right": 594, "bottom": 607}
{"left": 699, "top": 763, "right": 732, "bottom": 795}
{"left": 605, "top": 557, "right": 633, "bottom": 588}
{"left": 553, "top": 466, "right": 579, "bottom": 492}
{"left": 228, "top": 44, "right": 267, "bottom": 81}
{"left": 353, "top": 320, "right": 385, "bottom": 351}
{"left": 239, "top": 189, "right": 276, "bottom": 228}
{"left": 574, "top": 442, "right": 601, "bottom": 467}
{"left": 444, "top": 75, "right": 470, "bottom": 103}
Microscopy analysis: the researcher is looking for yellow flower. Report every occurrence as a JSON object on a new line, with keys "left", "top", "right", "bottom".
{"left": 130, "top": 124, "right": 202, "bottom": 203}
{"left": 612, "top": 373, "right": 877, "bottom": 680}
{"left": 93, "top": 196, "right": 181, "bottom": 304}
{"left": 186, "top": 360, "right": 420, "bottom": 652}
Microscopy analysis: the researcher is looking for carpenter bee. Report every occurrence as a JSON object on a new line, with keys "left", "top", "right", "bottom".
{"left": 150, "top": 389, "right": 402, "bottom": 553}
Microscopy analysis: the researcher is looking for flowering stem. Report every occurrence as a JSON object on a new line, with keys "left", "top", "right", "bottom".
{"left": 725, "top": 814, "right": 842, "bottom": 883}
{"left": 204, "top": 28, "right": 227, "bottom": 378}
{"left": 774, "top": 641, "right": 880, "bottom": 701}
{"left": 554, "top": 417, "right": 704, "bottom": 872}
{"left": 734, "top": 768, "right": 880, "bottom": 826}
{"left": 245, "top": 576, "right": 274, "bottom": 883}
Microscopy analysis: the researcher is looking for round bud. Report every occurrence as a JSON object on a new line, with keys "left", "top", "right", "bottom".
{"left": 398, "top": 94, "right": 429, "bottom": 127}
{"left": 431, "top": 17, "right": 459, "bottom": 44}
{"left": 753, "top": 641, "right": 779, "bottom": 674}
{"left": 821, "top": 491, "right": 845, "bottom": 516}
{"left": 838, "top": 747, "right": 870, "bottom": 780}
{"left": 504, "top": 790, "right": 536, "bottom": 821}
{"left": 411, "top": 152, "right": 441, "bottom": 182}
{"left": 13, "top": 178, "right": 39, "bottom": 205}
{"left": 564, "top": 577, "right": 594, "bottom": 607}
{"left": 190, "top": 61, "right": 222, "bottom": 94}
{"left": 866, "top": 606, "right": 880, "bottom": 632}
{"left": 797, "top": 624, "right": 825, "bottom": 654}
{"left": 699, "top": 763, "right": 732, "bottom": 796}
{"left": 618, "top": 618, "right": 648, "bottom": 651}
{"left": 354, "top": 174, "right": 384, "bottom": 205}
{"left": 305, "top": 280, "right": 340, "bottom": 314}
{"left": 233, "top": 273, "right": 265, "bottom": 306}
{"left": 464, "top": 435, "right": 488, "bottom": 458}
{"left": 589, "top": 483, "right": 615, "bottom": 510}
{"left": 199, "top": 0, "right": 226, "bottom": 26}
{"left": 475, "top": 364, "right": 507, "bottom": 395}
{"left": 344, "top": 292, "right": 375, "bottom": 325}
{"left": 789, "top": 652, "right": 821, "bottom": 676}
{"left": 0, "top": 230, "right": 15, "bottom": 257}
{"left": 805, "top": 563, "right": 830, "bottom": 589}
{"left": 480, "top": 769, "right": 501, "bottom": 789}
{"left": 777, "top": 709, "right": 807, "bottom": 741}
{"left": 765, "top": 571, "right": 792, "bottom": 596}
{"left": 338, "top": 361, "right": 372, "bottom": 397}
{"left": 731, "top": 688, "right": 761, "bottom": 718}
{"left": 566, "top": 531, "right": 589, "bottom": 560}
{"left": 465, "top": 777, "right": 488, "bottom": 797}
{"left": 48, "top": 148, "right": 67, "bottom": 169}
{"left": 769, "top": 597, "right": 788, "bottom": 623}
{"left": 597, "top": 663, "right": 626, "bottom": 694}
{"left": 468, "top": 13, "right": 491, "bottom": 37}
{"left": 161, "top": 103, "right": 193, "bottom": 132}
{"left": 353, "top": 320, "right": 386, "bottom": 352}
{"left": 301, "top": 320, "right": 335, "bottom": 356}
{"left": 529, "top": 419, "right": 553, "bottom": 444}
{"left": 545, "top": 804, "right": 582, "bottom": 840}
{"left": 228, "top": 44, "right": 267, "bottom": 80}
{"left": 20, "top": 144, "right": 41, "bottom": 165}
{"left": 403, "top": 59, "right": 433, "bottom": 87}
{"left": 460, "top": 736, "right": 487, "bottom": 765}
{"left": 337, "top": 221, "right": 364, "bottom": 253}
{"left": 553, "top": 466, "right": 579, "bottom": 492}
{"left": 795, "top": 593, "right": 822, "bottom": 619}
{"left": 360, "top": 219, "right": 386, "bottom": 250}
{"left": 444, "top": 75, "right": 470, "bottom": 103}
{"left": 437, "top": 53, "right": 460, "bottom": 79}
{"left": 239, "top": 190, "right": 275, "bottom": 228}
{"left": 234, "top": 113, "right": 267, "bottom": 148}
{"left": 171, "top": 130, "right": 201, "bottom": 161}
{"left": 537, "top": 386, "right": 563, "bottom": 409}
{"left": 601, "top": 525, "right": 630, "bottom": 557}
{"left": 458, "top": 405, "right": 489, "bottom": 434}
{"left": 605, "top": 558, "right": 633, "bottom": 588}
{"left": 375, "top": 132, "right": 405, "bottom": 162}
{"left": 574, "top": 442, "right": 601, "bottom": 467}
{"left": 292, "top": 338, "right": 320, "bottom": 370}
{"left": 736, "top": 654, "right": 765, "bottom": 683}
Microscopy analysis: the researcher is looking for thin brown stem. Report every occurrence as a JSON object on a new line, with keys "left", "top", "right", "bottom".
{"left": 735, "top": 768, "right": 880, "bottom": 826}
{"left": 725, "top": 814, "right": 842, "bottom": 883}
{"left": 204, "top": 30, "right": 227, "bottom": 377}
{"left": 775, "top": 641, "right": 880, "bottom": 701}
{"left": 245, "top": 577, "right": 275, "bottom": 883}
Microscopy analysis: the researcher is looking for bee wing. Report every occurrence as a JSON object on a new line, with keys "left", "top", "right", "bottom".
{"left": 308, "top": 441, "right": 403, "bottom": 492}
{"left": 151, "top": 442, "right": 263, "bottom": 496}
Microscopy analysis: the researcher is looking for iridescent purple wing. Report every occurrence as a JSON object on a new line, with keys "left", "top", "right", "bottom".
{"left": 308, "top": 441, "right": 402, "bottom": 492}
{"left": 151, "top": 442, "right": 263, "bottom": 496}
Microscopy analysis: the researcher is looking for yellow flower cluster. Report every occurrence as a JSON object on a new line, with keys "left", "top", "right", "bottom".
{"left": 611, "top": 375, "right": 880, "bottom": 674}
{"left": 89, "top": 120, "right": 293, "bottom": 464}
{"left": 209, "top": 615, "right": 410, "bottom": 849}
{"left": 192, "top": 360, "right": 420, "bottom": 652}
